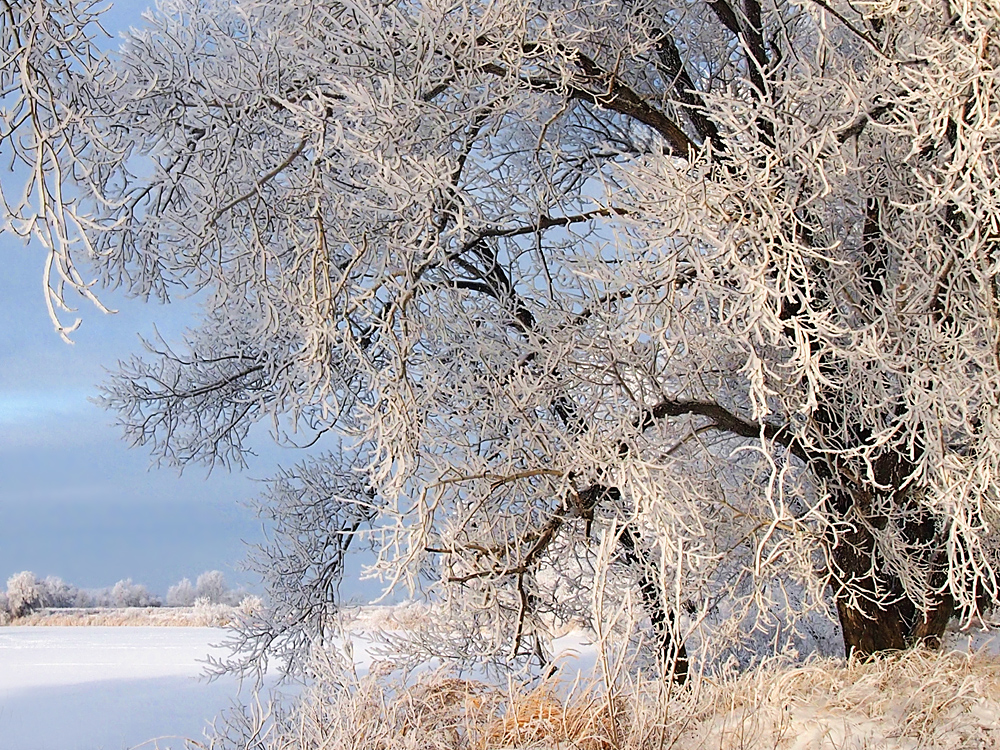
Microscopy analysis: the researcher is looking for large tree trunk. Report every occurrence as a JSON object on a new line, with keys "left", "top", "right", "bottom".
{"left": 825, "top": 453, "right": 953, "bottom": 657}
{"left": 831, "top": 527, "right": 954, "bottom": 656}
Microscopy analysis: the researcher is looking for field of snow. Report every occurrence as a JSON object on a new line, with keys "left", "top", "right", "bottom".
{"left": 4, "top": 616, "right": 1000, "bottom": 750}
{"left": 0, "top": 626, "right": 273, "bottom": 750}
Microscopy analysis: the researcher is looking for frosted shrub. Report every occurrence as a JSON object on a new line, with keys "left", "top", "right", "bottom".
{"left": 237, "top": 595, "right": 263, "bottom": 618}
{"left": 194, "top": 597, "right": 236, "bottom": 626}
{"left": 7, "top": 571, "right": 43, "bottom": 618}
{"left": 196, "top": 571, "right": 232, "bottom": 605}
{"left": 110, "top": 579, "right": 159, "bottom": 608}
{"left": 167, "top": 578, "right": 197, "bottom": 607}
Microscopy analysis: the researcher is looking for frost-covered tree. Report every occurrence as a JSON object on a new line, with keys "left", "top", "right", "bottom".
{"left": 167, "top": 578, "right": 197, "bottom": 607}
{"left": 196, "top": 570, "right": 232, "bottom": 604}
{"left": 73, "top": 588, "right": 96, "bottom": 608}
{"left": 41, "top": 575, "right": 80, "bottom": 608}
{"left": 6, "top": 0, "right": 1000, "bottom": 676}
{"left": 6, "top": 572, "right": 43, "bottom": 618}
{"left": 109, "top": 579, "right": 159, "bottom": 608}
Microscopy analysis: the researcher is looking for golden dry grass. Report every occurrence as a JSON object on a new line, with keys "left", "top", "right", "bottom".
{"left": 10, "top": 605, "right": 236, "bottom": 627}
{"left": 479, "top": 685, "right": 620, "bottom": 750}
{"left": 377, "top": 676, "right": 619, "bottom": 750}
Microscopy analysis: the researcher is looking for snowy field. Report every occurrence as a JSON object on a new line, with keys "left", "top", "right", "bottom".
{"left": 0, "top": 627, "right": 270, "bottom": 750}
{"left": 0, "top": 614, "right": 599, "bottom": 750}
{"left": 3, "top": 618, "right": 1000, "bottom": 750}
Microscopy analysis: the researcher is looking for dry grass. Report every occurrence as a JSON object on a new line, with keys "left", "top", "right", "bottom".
{"left": 257, "top": 668, "right": 622, "bottom": 750}
{"left": 213, "top": 646, "right": 1000, "bottom": 750}
{"left": 11, "top": 605, "right": 236, "bottom": 627}
{"left": 480, "top": 684, "right": 620, "bottom": 750}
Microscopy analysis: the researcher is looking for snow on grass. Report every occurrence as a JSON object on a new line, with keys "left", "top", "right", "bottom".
{"left": 11, "top": 600, "right": 257, "bottom": 627}
{"left": 679, "top": 649, "right": 1000, "bottom": 749}
{"left": 210, "top": 624, "right": 1000, "bottom": 750}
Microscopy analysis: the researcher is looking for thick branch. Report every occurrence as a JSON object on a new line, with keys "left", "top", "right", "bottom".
{"left": 569, "top": 50, "right": 695, "bottom": 157}
{"left": 446, "top": 513, "right": 564, "bottom": 584}
{"left": 640, "top": 398, "right": 811, "bottom": 464}
{"left": 472, "top": 208, "right": 631, "bottom": 242}
{"left": 836, "top": 103, "right": 892, "bottom": 142}
{"left": 650, "top": 30, "right": 723, "bottom": 149}
{"left": 477, "top": 51, "right": 694, "bottom": 157}
{"left": 708, "top": 0, "right": 742, "bottom": 35}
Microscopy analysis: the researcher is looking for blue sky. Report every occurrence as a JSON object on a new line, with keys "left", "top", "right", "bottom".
{"left": 0, "top": 234, "right": 285, "bottom": 594}
{"left": 0, "top": 0, "right": 287, "bottom": 597}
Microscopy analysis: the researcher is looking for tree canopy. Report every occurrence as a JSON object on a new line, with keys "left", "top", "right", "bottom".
{"left": 5, "top": 0, "right": 1000, "bottom": 677}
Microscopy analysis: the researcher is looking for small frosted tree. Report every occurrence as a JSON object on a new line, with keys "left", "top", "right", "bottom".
{"left": 110, "top": 579, "right": 158, "bottom": 608}
{"left": 167, "top": 578, "right": 197, "bottom": 607}
{"left": 6, "top": 572, "right": 43, "bottom": 618}
{"left": 73, "top": 589, "right": 95, "bottom": 608}
{"left": 41, "top": 576, "right": 79, "bottom": 608}
{"left": 6, "top": 0, "right": 1000, "bottom": 678}
{"left": 196, "top": 571, "right": 231, "bottom": 605}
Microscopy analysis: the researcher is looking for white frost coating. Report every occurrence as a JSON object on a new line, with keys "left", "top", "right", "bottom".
{"left": 4, "top": 0, "right": 1000, "bottom": 675}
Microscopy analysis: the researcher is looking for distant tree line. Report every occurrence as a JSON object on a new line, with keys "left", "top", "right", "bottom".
{"left": 0, "top": 570, "right": 242, "bottom": 618}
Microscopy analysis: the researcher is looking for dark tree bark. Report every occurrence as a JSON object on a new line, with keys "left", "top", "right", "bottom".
{"left": 822, "top": 445, "right": 952, "bottom": 656}
{"left": 618, "top": 524, "right": 689, "bottom": 683}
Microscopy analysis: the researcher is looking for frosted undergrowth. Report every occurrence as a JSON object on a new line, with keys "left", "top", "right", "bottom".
{"left": 206, "top": 612, "right": 1000, "bottom": 750}
{"left": 681, "top": 650, "right": 1000, "bottom": 750}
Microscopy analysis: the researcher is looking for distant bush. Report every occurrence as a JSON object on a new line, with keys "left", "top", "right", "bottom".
{"left": 109, "top": 578, "right": 160, "bottom": 608}
{"left": 167, "top": 577, "right": 197, "bottom": 607}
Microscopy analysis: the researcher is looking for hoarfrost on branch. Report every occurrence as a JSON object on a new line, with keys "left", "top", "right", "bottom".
{"left": 5, "top": 0, "right": 1000, "bottom": 676}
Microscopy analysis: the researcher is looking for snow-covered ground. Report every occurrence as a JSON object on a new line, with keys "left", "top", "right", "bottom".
{"left": 0, "top": 626, "right": 270, "bottom": 750}
{"left": 4, "top": 617, "right": 999, "bottom": 750}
